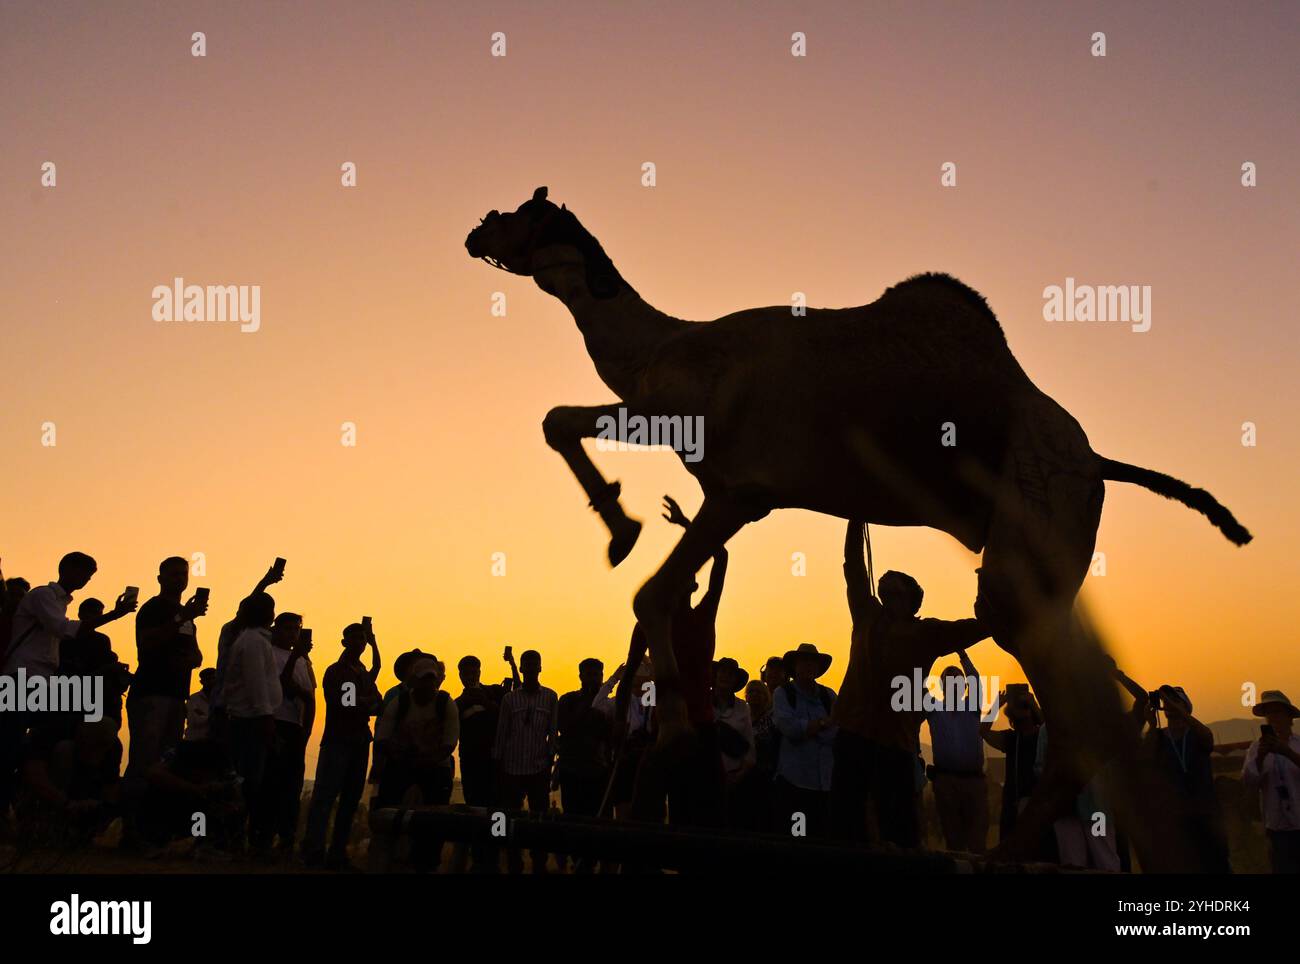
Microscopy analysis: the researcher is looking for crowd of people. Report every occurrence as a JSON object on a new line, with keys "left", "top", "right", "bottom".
{"left": 1, "top": 501, "right": 1297, "bottom": 874}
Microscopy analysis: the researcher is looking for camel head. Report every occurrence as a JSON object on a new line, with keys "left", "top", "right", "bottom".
{"left": 465, "top": 186, "right": 630, "bottom": 298}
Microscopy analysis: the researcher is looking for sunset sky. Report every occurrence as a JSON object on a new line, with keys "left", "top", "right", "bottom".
{"left": 2, "top": 1, "right": 1297, "bottom": 765}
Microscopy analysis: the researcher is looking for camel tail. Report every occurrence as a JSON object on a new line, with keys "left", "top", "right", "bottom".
{"left": 1098, "top": 457, "right": 1253, "bottom": 546}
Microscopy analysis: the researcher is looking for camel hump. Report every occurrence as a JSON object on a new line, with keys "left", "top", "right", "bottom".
{"left": 879, "top": 272, "right": 1008, "bottom": 345}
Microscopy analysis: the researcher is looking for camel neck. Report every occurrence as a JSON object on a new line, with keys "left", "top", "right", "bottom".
{"left": 534, "top": 258, "right": 687, "bottom": 401}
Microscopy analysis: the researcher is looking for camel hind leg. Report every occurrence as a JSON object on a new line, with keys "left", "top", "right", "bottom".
{"left": 976, "top": 439, "right": 1199, "bottom": 870}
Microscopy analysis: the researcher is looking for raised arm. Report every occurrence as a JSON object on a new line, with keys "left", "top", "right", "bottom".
{"left": 916, "top": 616, "right": 991, "bottom": 666}
{"left": 698, "top": 547, "right": 729, "bottom": 617}
{"left": 365, "top": 627, "right": 381, "bottom": 683}
{"left": 844, "top": 521, "right": 881, "bottom": 626}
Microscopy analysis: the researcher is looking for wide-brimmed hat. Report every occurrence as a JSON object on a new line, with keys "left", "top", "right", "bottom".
{"left": 783, "top": 643, "right": 832, "bottom": 679}
{"left": 712, "top": 657, "right": 750, "bottom": 692}
{"left": 394, "top": 648, "right": 431, "bottom": 682}
{"left": 1156, "top": 684, "right": 1192, "bottom": 714}
{"left": 1252, "top": 690, "right": 1300, "bottom": 719}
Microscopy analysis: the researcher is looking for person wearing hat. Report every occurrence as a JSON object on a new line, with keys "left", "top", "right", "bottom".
{"left": 374, "top": 659, "right": 457, "bottom": 797}
{"left": 831, "top": 521, "right": 990, "bottom": 849}
{"left": 712, "top": 657, "right": 755, "bottom": 788}
{"left": 771, "top": 642, "right": 837, "bottom": 836}
{"left": 1133, "top": 682, "right": 1230, "bottom": 873}
{"left": 1243, "top": 689, "right": 1300, "bottom": 873}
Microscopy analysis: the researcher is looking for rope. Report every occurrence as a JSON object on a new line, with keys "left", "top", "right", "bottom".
{"left": 864, "top": 522, "right": 876, "bottom": 597}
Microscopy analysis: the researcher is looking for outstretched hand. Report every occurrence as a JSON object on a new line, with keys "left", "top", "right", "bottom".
{"left": 662, "top": 495, "right": 691, "bottom": 529}
{"left": 114, "top": 591, "right": 139, "bottom": 617}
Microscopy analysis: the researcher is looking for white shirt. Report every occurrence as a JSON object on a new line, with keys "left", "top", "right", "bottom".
{"left": 272, "top": 646, "right": 316, "bottom": 726}
{"left": 223, "top": 627, "right": 282, "bottom": 719}
{"left": 1242, "top": 733, "right": 1300, "bottom": 832}
{"left": 2, "top": 582, "right": 78, "bottom": 676}
{"left": 715, "top": 696, "right": 755, "bottom": 779}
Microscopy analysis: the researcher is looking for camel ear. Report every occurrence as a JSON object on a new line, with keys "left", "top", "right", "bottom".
{"left": 533, "top": 186, "right": 548, "bottom": 202}
{"left": 561, "top": 203, "right": 567, "bottom": 211}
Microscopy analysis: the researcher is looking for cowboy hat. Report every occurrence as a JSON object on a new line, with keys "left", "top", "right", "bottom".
{"left": 712, "top": 657, "right": 750, "bottom": 693}
{"left": 393, "top": 648, "right": 431, "bottom": 682}
{"left": 1252, "top": 689, "right": 1300, "bottom": 718}
{"left": 783, "top": 643, "right": 832, "bottom": 679}
{"left": 1156, "top": 684, "right": 1193, "bottom": 714}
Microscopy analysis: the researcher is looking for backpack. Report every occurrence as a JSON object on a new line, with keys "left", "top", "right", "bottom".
{"left": 782, "top": 681, "right": 833, "bottom": 716}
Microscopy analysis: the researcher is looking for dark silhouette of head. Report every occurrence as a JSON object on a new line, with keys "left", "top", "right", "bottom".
{"left": 341, "top": 623, "right": 367, "bottom": 659}
{"left": 57, "top": 552, "right": 97, "bottom": 592}
{"left": 157, "top": 556, "right": 189, "bottom": 597}
{"left": 78, "top": 597, "right": 105, "bottom": 621}
{"left": 242, "top": 592, "right": 275, "bottom": 629}
{"left": 199, "top": 667, "right": 216, "bottom": 692}
{"left": 762, "top": 656, "right": 788, "bottom": 691}
{"left": 879, "top": 570, "right": 923, "bottom": 617}
{"left": 4, "top": 577, "right": 30, "bottom": 604}
{"left": 578, "top": 657, "right": 603, "bottom": 691}
{"left": 465, "top": 186, "right": 629, "bottom": 298}
{"left": 458, "top": 654, "right": 481, "bottom": 688}
{"left": 519, "top": 649, "right": 542, "bottom": 685}
{"left": 939, "top": 663, "right": 969, "bottom": 703}
{"left": 272, "top": 612, "right": 302, "bottom": 649}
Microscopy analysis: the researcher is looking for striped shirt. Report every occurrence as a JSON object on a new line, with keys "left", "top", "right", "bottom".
{"left": 492, "top": 685, "right": 558, "bottom": 776}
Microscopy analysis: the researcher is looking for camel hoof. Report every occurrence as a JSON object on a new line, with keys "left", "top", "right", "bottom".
{"left": 607, "top": 517, "right": 642, "bottom": 567}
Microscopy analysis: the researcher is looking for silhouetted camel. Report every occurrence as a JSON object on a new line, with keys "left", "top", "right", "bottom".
{"left": 466, "top": 187, "right": 1252, "bottom": 868}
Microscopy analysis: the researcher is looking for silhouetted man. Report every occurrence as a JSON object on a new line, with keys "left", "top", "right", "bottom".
{"left": 772, "top": 644, "right": 837, "bottom": 837}
{"left": 129, "top": 557, "right": 207, "bottom": 777}
{"left": 302, "top": 621, "right": 381, "bottom": 870}
{"left": 1134, "top": 684, "right": 1229, "bottom": 872}
{"left": 493, "top": 649, "right": 556, "bottom": 873}
{"left": 375, "top": 657, "right": 458, "bottom": 871}
{"left": 1244, "top": 690, "right": 1300, "bottom": 873}
{"left": 831, "top": 521, "right": 989, "bottom": 848}
{"left": 3, "top": 553, "right": 133, "bottom": 822}
{"left": 630, "top": 495, "right": 729, "bottom": 830}
{"left": 981, "top": 684, "right": 1049, "bottom": 856}
{"left": 924, "top": 650, "right": 988, "bottom": 854}
{"left": 223, "top": 592, "right": 280, "bottom": 854}
{"left": 455, "top": 654, "right": 505, "bottom": 808}
{"left": 211, "top": 561, "right": 284, "bottom": 743}
{"left": 265, "top": 615, "right": 314, "bottom": 857}
{"left": 61, "top": 597, "right": 133, "bottom": 734}
{"left": 712, "top": 657, "right": 755, "bottom": 795}
{"left": 557, "top": 658, "right": 619, "bottom": 818}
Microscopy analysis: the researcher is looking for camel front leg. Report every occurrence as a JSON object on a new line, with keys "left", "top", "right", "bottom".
{"left": 542, "top": 404, "right": 643, "bottom": 566}
{"left": 631, "top": 496, "right": 759, "bottom": 749}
